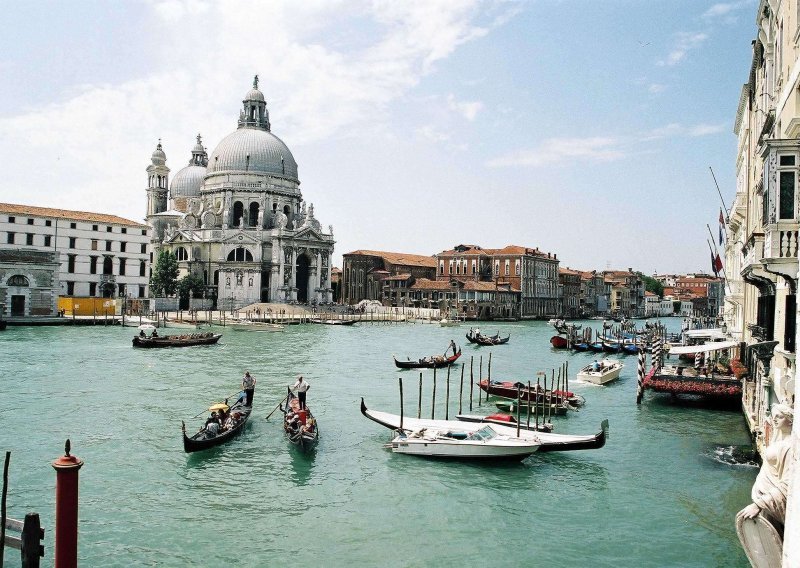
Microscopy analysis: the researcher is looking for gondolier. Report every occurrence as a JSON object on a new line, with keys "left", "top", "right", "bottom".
{"left": 446, "top": 339, "right": 458, "bottom": 356}
{"left": 242, "top": 371, "right": 256, "bottom": 406}
{"left": 291, "top": 375, "right": 310, "bottom": 410}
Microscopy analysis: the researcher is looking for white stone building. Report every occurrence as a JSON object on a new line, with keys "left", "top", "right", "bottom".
{"left": 147, "top": 77, "right": 335, "bottom": 308}
{"left": 0, "top": 203, "right": 150, "bottom": 316}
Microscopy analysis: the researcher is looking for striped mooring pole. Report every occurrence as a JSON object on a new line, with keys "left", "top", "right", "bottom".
{"left": 636, "top": 346, "right": 645, "bottom": 404}
{"left": 694, "top": 351, "right": 702, "bottom": 372}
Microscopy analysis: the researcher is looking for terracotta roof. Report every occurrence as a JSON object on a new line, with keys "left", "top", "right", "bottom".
{"left": 464, "top": 281, "right": 500, "bottom": 292}
{"left": 0, "top": 202, "right": 147, "bottom": 227}
{"left": 344, "top": 249, "right": 436, "bottom": 268}
{"left": 437, "top": 245, "right": 489, "bottom": 256}
{"left": 410, "top": 278, "right": 451, "bottom": 291}
{"left": 559, "top": 267, "right": 582, "bottom": 275}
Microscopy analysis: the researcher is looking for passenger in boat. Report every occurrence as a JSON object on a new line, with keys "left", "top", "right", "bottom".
{"left": 205, "top": 412, "right": 220, "bottom": 436}
{"left": 291, "top": 375, "right": 310, "bottom": 410}
{"left": 151, "top": 329, "right": 158, "bottom": 338}
{"left": 139, "top": 330, "right": 146, "bottom": 338}
{"left": 217, "top": 407, "right": 228, "bottom": 428}
{"left": 242, "top": 371, "right": 256, "bottom": 407}
{"left": 591, "top": 360, "right": 600, "bottom": 372}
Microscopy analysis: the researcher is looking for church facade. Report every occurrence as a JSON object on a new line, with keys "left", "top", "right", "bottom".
{"left": 146, "top": 77, "right": 335, "bottom": 308}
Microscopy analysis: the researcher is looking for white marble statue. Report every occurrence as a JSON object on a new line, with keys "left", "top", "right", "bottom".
{"left": 740, "top": 403, "right": 794, "bottom": 531}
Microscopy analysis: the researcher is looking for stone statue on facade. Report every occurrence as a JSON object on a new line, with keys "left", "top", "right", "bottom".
{"left": 736, "top": 403, "right": 794, "bottom": 566}
{"left": 274, "top": 211, "right": 288, "bottom": 230}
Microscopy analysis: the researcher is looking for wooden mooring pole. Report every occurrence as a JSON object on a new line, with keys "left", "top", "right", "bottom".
{"left": 469, "top": 357, "right": 474, "bottom": 411}
{"left": 399, "top": 377, "right": 404, "bottom": 431}
{"left": 445, "top": 366, "right": 451, "bottom": 420}
{"left": 418, "top": 373, "right": 423, "bottom": 419}
{"left": 459, "top": 364, "right": 464, "bottom": 415}
{"left": 431, "top": 367, "right": 437, "bottom": 420}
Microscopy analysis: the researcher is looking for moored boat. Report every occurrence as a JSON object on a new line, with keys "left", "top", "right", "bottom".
{"left": 182, "top": 392, "right": 251, "bottom": 453}
{"left": 387, "top": 426, "right": 540, "bottom": 460}
{"left": 576, "top": 359, "right": 624, "bottom": 385}
{"left": 455, "top": 413, "right": 553, "bottom": 433}
{"left": 477, "top": 379, "right": 585, "bottom": 407}
{"left": 283, "top": 389, "right": 319, "bottom": 452}
{"left": 133, "top": 332, "right": 222, "bottom": 348}
{"left": 550, "top": 335, "right": 569, "bottom": 349}
{"left": 394, "top": 348, "right": 461, "bottom": 369}
{"left": 309, "top": 318, "right": 357, "bottom": 326}
{"left": 495, "top": 399, "right": 570, "bottom": 415}
{"left": 229, "top": 320, "right": 285, "bottom": 332}
{"left": 361, "top": 399, "right": 607, "bottom": 453}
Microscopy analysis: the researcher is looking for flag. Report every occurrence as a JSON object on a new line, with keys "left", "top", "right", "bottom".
{"left": 714, "top": 253, "right": 723, "bottom": 274}
{"left": 719, "top": 208, "right": 725, "bottom": 245}
{"left": 711, "top": 251, "right": 718, "bottom": 276}
{"left": 719, "top": 224, "right": 724, "bottom": 245}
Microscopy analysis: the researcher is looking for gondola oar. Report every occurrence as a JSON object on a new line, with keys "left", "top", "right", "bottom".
{"left": 265, "top": 392, "right": 291, "bottom": 420}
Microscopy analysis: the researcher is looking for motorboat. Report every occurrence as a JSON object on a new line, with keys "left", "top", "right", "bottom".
{"left": 361, "top": 399, "right": 608, "bottom": 453}
{"left": 577, "top": 359, "right": 624, "bottom": 385}
{"left": 387, "top": 426, "right": 540, "bottom": 460}
{"left": 439, "top": 318, "right": 460, "bottom": 327}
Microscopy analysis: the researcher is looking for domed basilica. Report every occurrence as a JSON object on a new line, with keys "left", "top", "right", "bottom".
{"left": 145, "top": 76, "right": 335, "bottom": 307}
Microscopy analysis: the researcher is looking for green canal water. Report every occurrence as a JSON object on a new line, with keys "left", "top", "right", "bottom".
{"left": 1, "top": 318, "right": 755, "bottom": 566}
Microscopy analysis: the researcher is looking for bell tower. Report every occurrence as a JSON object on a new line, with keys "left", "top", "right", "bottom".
{"left": 238, "top": 75, "right": 270, "bottom": 131}
{"left": 146, "top": 140, "right": 170, "bottom": 217}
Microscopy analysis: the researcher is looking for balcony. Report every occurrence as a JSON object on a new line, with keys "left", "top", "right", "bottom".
{"left": 99, "top": 274, "right": 116, "bottom": 285}
{"left": 764, "top": 221, "right": 799, "bottom": 261}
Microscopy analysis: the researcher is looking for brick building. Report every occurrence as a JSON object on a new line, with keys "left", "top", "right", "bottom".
{"left": 341, "top": 250, "right": 436, "bottom": 305}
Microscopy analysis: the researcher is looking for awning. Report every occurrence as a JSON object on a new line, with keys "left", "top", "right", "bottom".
{"left": 668, "top": 341, "right": 738, "bottom": 355}
{"left": 684, "top": 328, "right": 725, "bottom": 339}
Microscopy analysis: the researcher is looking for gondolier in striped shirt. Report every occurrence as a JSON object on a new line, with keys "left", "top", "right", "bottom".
{"left": 242, "top": 371, "right": 256, "bottom": 406}
{"left": 291, "top": 375, "right": 310, "bottom": 410}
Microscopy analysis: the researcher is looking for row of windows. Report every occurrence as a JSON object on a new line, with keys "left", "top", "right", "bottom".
{"left": 65, "top": 255, "right": 146, "bottom": 277}
{"left": 5, "top": 216, "right": 146, "bottom": 235}
{"left": 62, "top": 281, "right": 147, "bottom": 298}
{"left": 5, "top": 233, "right": 147, "bottom": 253}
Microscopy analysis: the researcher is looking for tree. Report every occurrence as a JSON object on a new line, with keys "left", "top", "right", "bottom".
{"left": 150, "top": 250, "right": 179, "bottom": 297}
{"left": 177, "top": 273, "right": 206, "bottom": 310}
{"left": 638, "top": 273, "right": 664, "bottom": 297}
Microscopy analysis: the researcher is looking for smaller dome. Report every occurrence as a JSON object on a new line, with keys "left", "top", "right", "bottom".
{"left": 244, "top": 88, "right": 265, "bottom": 102}
{"left": 170, "top": 165, "right": 206, "bottom": 199}
{"left": 151, "top": 141, "right": 166, "bottom": 166}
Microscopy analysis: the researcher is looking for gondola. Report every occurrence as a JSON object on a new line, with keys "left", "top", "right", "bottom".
{"left": 283, "top": 388, "right": 319, "bottom": 452}
{"left": 473, "top": 334, "right": 510, "bottom": 346}
{"left": 466, "top": 329, "right": 500, "bottom": 344}
{"left": 182, "top": 392, "right": 251, "bottom": 453}
{"left": 132, "top": 332, "right": 222, "bottom": 348}
{"left": 477, "top": 379, "right": 585, "bottom": 407}
{"left": 394, "top": 348, "right": 461, "bottom": 369}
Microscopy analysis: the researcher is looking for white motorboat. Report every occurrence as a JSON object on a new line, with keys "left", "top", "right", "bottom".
{"left": 439, "top": 318, "right": 460, "bottom": 327}
{"left": 228, "top": 320, "right": 285, "bottom": 332}
{"left": 577, "top": 358, "right": 624, "bottom": 385}
{"left": 388, "top": 425, "right": 540, "bottom": 460}
{"left": 362, "top": 399, "right": 608, "bottom": 453}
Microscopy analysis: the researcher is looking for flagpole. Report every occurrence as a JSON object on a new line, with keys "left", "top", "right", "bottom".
{"left": 706, "top": 225, "right": 730, "bottom": 285}
{"left": 709, "top": 167, "right": 729, "bottom": 222}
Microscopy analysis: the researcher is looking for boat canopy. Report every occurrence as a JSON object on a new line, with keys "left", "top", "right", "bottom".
{"left": 668, "top": 341, "right": 738, "bottom": 355}
{"left": 683, "top": 328, "right": 726, "bottom": 339}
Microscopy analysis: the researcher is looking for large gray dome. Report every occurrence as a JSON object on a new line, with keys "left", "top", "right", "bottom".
{"left": 206, "top": 128, "right": 299, "bottom": 182}
{"left": 170, "top": 164, "right": 206, "bottom": 198}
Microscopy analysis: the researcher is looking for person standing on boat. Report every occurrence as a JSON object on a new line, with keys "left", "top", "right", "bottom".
{"left": 291, "top": 375, "right": 310, "bottom": 410}
{"left": 446, "top": 339, "right": 457, "bottom": 356}
{"left": 242, "top": 371, "right": 256, "bottom": 407}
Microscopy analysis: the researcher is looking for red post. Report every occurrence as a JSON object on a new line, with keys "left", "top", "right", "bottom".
{"left": 51, "top": 440, "right": 83, "bottom": 568}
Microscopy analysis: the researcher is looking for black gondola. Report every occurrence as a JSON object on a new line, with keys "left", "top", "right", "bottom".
{"left": 472, "top": 333, "right": 510, "bottom": 346}
{"left": 283, "top": 388, "right": 319, "bottom": 452}
{"left": 466, "top": 330, "right": 502, "bottom": 344}
{"left": 182, "top": 392, "right": 251, "bottom": 453}
{"left": 393, "top": 348, "right": 461, "bottom": 369}
{"left": 133, "top": 332, "right": 222, "bottom": 348}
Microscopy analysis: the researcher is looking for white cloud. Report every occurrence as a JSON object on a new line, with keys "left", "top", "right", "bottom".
{"left": 446, "top": 94, "right": 483, "bottom": 121}
{"left": 658, "top": 32, "right": 708, "bottom": 66}
{"left": 648, "top": 83, "right": 666, "bottom": 94}
{"left": 688, "top": 123, "right": 726, "bottom": 136}
{"left": 0, "top": 0, "right": 515, "bottom": 215}
{"left": 486, "top": 137, "right": 625, "bottom": 168}
{"left": 702, "top": 1, "right": 752, "bottom": 20}
{"left": 416, "top": 125, "right": 451, "bottom": 142}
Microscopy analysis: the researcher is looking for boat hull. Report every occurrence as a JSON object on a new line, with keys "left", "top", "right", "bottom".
{"left": 133, "top": 334, "right": 222, "bottom": 348}
{"left": 550, "top": 335, "right": 569, "bottom": 349}
{"left": 389, "top": 437, "right": 538, "bottom": 460}
{"left": 183, "top": 397, "right": 251, "bottom": 453}
{"left": 394, "top": 349, "right": 461, "bottom": 369}
{"left": 361, "top": 399, "right": 607, "bottom": 453}
{"left": 577, "top": 360, "right": 623, "bottom": 385}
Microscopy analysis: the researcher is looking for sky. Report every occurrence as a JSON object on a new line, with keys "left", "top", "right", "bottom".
{"left": 0, "top": 0, "right": 758, "bottom": 274}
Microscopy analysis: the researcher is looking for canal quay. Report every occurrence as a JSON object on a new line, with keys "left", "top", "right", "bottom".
{"left": 1, "top": 317, "right": 755, "bottom": 566}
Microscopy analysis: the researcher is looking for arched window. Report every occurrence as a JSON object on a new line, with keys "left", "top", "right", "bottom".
{"left": 139, "top": 261, "right": 146, "bottom": 277}
{"left": 249, "top": 202, "right": 259, "bottom": 227}
{"left": 227, "top": 247, "right": 253, "bottom": 262}
{"left": 176, "top": 247, "right": 189, "bottom": 261}
{"left": 283, "top": 205, "right": 290, "bottom": 217}
{"left": 103, "top": 257, "right": 113, "bottom": 275}
{"left": 8, "top": 275, "right": 29, "bottom": 286}
{"left": 232, "top": 201, "right": 244, "bottom": 226}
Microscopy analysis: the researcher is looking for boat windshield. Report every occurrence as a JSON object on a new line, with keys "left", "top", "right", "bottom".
{"left": 466, "top": 426, "right": 496, "bottom": 441}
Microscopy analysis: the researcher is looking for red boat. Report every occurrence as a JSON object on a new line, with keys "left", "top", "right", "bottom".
{"left": 550, "top": 335, "right": 569, "bottom": 348}
{"left": 477, "top": 379, "right": 584, "bottom": 407}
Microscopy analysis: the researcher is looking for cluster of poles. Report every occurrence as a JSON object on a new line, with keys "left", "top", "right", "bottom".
{"left": 396, "top": 354, "right": 573, "bottom": 436}
{"left": 636, "top": 333, "right": 664, "bottom": 404}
